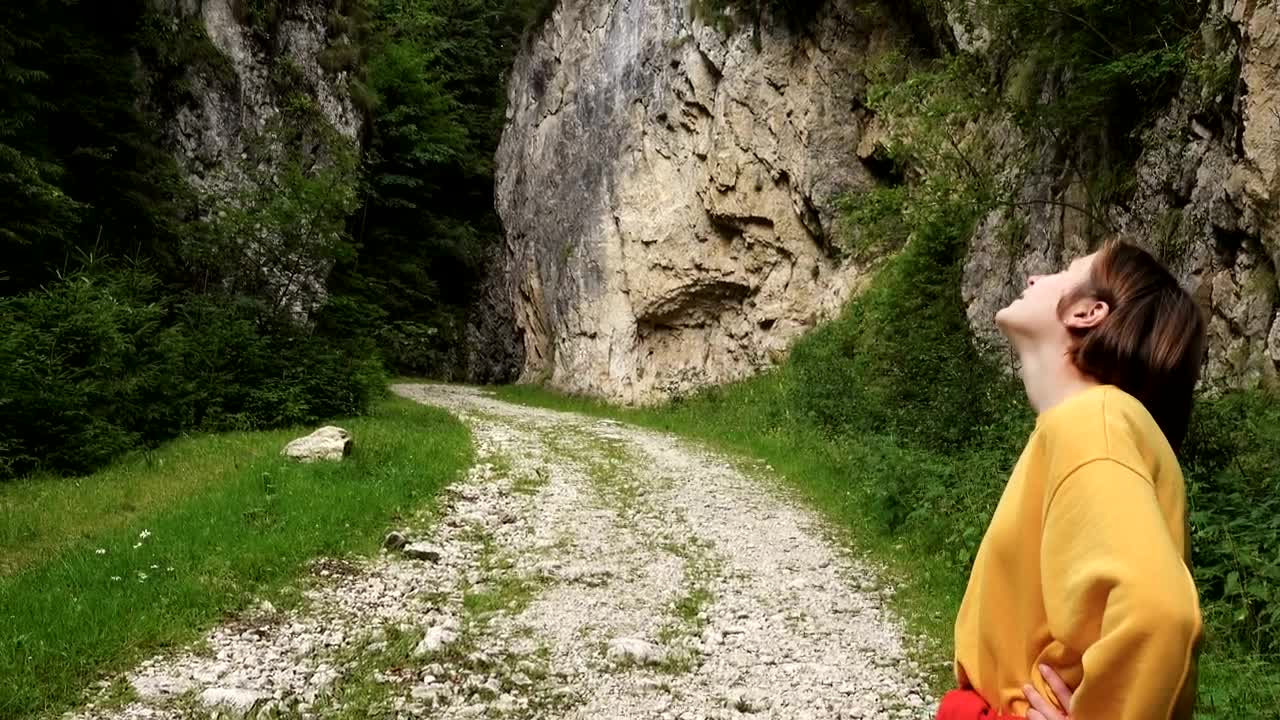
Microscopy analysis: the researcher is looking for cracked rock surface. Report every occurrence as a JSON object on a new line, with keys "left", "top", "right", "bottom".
{"left": 70, "top": 384, "right": 932, "bottom": 719}
{"left": 469, "top": 0, "right": 906, "bottom": 401}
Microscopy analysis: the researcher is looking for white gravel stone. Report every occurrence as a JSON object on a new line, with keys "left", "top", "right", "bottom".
{"left": 412, "top": 626, "right": 459, "bottom": 657}
{"left": 607, "top": 638, "right": 666, "bottom": 666}
{"left": 198, "top": 687, "right": 265, "bottom": 718}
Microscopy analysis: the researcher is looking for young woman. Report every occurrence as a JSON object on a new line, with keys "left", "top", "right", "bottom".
{"left": 937, "top": 241, "right": 1206, "bottom": 720}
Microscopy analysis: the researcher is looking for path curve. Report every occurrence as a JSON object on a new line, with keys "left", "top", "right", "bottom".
{"left": 71, "top": 384, "right": 932, "bottom": 720}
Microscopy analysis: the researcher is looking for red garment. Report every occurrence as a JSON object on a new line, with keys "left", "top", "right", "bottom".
{"left": 936, "top": 689, "right": 1024, "bottom": 720}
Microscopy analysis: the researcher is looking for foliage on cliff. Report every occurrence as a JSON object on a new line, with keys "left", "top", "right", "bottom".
{"left": 0, "top": 0, "right": 541, "bottom": 479}
{"left": 330, "top": 0, "right": 535, "bottom": 376}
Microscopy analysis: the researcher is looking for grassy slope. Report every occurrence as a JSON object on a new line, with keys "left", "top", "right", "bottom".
{"left": 0, "top": 396, "right": 471, "bottom": 719}
{"left": 491, "top": 228, "right": 1280, "bottom": 717}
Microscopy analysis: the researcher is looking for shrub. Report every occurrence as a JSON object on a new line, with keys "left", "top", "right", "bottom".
{"left": 0, "top": 270, "right": 169, "bottom": 477}
{"left": 1183, "top": 392, "right": 1280, "bottom": 654}
{"left": 0, "top": 268, "right": 385, "bottom": 480}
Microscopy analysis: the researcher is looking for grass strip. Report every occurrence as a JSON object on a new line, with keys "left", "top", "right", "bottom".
{"left": 0, "top": 395, "right": 471, "bottom": 719}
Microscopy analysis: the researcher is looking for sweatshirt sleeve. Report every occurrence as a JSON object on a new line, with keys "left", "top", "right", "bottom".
{"left": 1040, "top": 459, "right": 1201, "bottom": 720}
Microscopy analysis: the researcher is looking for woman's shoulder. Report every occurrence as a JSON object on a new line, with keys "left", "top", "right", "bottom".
{"left": 1036, "top": 385, "right": 1175, "bottom": 482}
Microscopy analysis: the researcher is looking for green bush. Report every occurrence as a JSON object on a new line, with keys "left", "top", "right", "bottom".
{"left": 779, "top": 195, "right": 1030, "bottom": 567}
{"left": 0, "top": 269, "right": 385, "bottom": 480}
{"left": 1183, "top": 393, "right": 1280, "bottom": 655}
{"left": 787, "top": 207, "right": 1022, "bottom": 452}
{"left": 0, "top": 270, "right": 169, "bottom": 477}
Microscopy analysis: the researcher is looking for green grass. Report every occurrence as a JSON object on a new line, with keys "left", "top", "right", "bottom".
{"left": 0, "top": 433, "right": 289, "bottom": 576}
{"left": 0, "top": 395, "right": 472, "bottom": 720}
{"left": 461, "top": 533, "right": 542, "bottom": 619}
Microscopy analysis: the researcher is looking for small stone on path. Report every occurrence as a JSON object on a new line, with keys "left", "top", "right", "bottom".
{"left": 383, "top": 530, "right": 409, "bottom": 551}
{"left": 198, "top": 687, "right": 265, "bottom": 719}
{"left": 413, "top": 626, "right": 459, "bottom": 657}
{"left": 607, "top": 638, "right": 665, "bottom": 666}
{"left": 402, "top": 542, "right": 443, "bottom": 562}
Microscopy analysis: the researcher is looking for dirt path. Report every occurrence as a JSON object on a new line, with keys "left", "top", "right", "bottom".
{"left": 72, "top": 384, "right": 932, "bottom": 720}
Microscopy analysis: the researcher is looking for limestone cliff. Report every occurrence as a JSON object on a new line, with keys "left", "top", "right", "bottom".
{"left": 476, "top": 0, "right": 903, "bottom": 403}
{"left": 483, "top": 0, "right": 1280, "bottom": 401}
{"left": 151, "top": 0, "right": 361, "bottom": 183}
{"left": 146, "top": 0, "right": 363, "bottom": 316}
{"left": 963, "top": 0, "right": 1280, "bottom": 389}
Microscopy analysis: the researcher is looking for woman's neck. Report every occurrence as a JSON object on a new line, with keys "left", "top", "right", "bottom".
{"left": 1015, "top": 340, "right": 1100, "bottom": 416}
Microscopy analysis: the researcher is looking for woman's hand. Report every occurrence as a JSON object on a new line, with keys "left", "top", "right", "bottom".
{"left": 1023, "top": 664, "right": 1074, "bottom": 720}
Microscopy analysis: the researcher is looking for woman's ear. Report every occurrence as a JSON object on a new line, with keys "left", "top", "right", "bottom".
{"left": 1063, "top": 298, "right": 1110, "bottom": 330}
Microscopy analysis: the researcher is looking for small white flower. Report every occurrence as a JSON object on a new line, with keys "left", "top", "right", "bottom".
{"left": 137, "top": 572, "right": 148, "bottom": 581}
{"left": 132, "top": 542, "right": 143, "bottom": 550}
{"left": 110, "top": 576, "right": 122, "bottom": 582}
{"left": 139, "top": 530, "right": 152, "bottom": 540}
{"left": 95, "top": 548, "right": 106, "bottom": 555}
{"left": 166, "top": 566, "right": 175, "bottom": 572}
{"left": 150, "top": 564, "right": 159, "bottom": 570}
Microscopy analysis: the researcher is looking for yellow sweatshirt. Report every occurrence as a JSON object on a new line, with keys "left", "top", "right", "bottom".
{"left": 954, "top": 384, "right": 1201, "bottom": 719}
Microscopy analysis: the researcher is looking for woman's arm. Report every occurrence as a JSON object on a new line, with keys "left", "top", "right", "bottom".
{"left": 1039, "top": 459, "right": 1200, "bottom": 720}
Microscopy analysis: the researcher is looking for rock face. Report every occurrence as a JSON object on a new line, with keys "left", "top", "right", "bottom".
{"left": 145, "top": 0, "right": 363, "bottom": 318}
{"left": 963, "top": 0, "right": 1280, "bottom": 389}
{"left": 485, "top": 0, "right": 1280, "bottom": 399}
{"left": 152, "top": 0, "right": 361, "bottom": 188}
{"left": 475, "top": 0, "right": 903, "bottom": 403}
{"left": 282, "top": 426, "right": 353, "bottom": 462}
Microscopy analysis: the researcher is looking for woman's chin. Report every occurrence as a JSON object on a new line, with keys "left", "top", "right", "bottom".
{"left": 994, "top": 305, "right": 1015, "bottom": 330}
{"left": 994, "top": 306, "right": 1030, "bottom": 340}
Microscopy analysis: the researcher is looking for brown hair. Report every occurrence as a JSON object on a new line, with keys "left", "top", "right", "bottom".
{"left": 1059, "top": 241, "right": 1207, "bottom": 452}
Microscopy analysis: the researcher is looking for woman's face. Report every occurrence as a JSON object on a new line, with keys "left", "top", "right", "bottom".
{"left": 996, "top": 252, "right": 1098, "bottom": 340}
